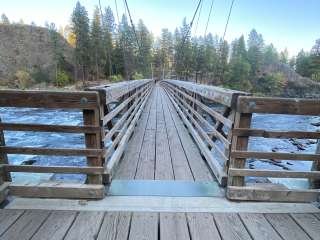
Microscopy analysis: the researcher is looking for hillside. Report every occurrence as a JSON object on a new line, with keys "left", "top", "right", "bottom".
{"left": 262, "top": 63, "right": 320, "bottom": 98}
{"left": 0, "top": 24, "right": 74, "bottom": 86}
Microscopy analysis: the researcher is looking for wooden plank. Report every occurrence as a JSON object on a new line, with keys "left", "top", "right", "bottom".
{"left": 0, "top": 146, "right": 103, "bottom": 156}
{"left": 31, "top": 211, "right": 77, "bottom": 240}
{"left": 163, "top": 82, "right": 233, "bottom": 128}
{"left": 0, "top": 122, "right": 100, "bottom": 133}
{"left": 0, "top": 209, "right": 24, "bottom": 236}
{"left": 310, "top": 141, "right": 320, "bottom": 188}
{"left": 155, "top": 89, "right": 174, "bottom": 180}
{"left": 64, "top": 211, "right": 105, "bottom": 240}
{"left": 5, "top": 165, "right": 104, "bottom": 175}
{"left": 239, "top": 213, "right": 282, "bottom": 240}
{"left": 233, "top": 128, "right": 320, "bottom": 139}
{"left": 163, "top": 86, "right": 227, "bottom": 184}
{"left": 229, "top": 112, "right": 252, "bottom": 187}
{"left": 0, "top": 182, "right": 9, "bottom": 204}
{"left": 97, "top": 212, "right": 131, "bottom": 240}
{"left": 237, "top": 96, "right": 320, "bottom": 115}
{"left": 129, "top": 212, "right": 158, "bottom": 240}
{"left": 0, "top": 210, "right": 50, "bottom": 240}
{"left": 102, "top": 85, "right": 148, "bottom": 125}
{"left": 231, "top": 151, "right": 320, "bottom": 161}
{"left": 162, "top": 89, "right": 194, "bottom": 180}
{"left": 0, "top": 117, "right": 10, "bottom": 181}
{"left": 162, "top": 88, "right": 213, "bottom": 181}
{"left": 291, "top": 213, "right": 320, "bottom": 240}
{"left": 9, "top": 182, "right": 104, "bottom": 199}
{"left": 0, "top": 90, "right": 100, "bottom": 109}
{"left": 265, "top": 213, "right": 312, "bottom": 240}
{"left": 160, "top": 213, "right": 190, "bottom": 240}
{"left": 163, "top": 79, "right": 248, "bottom": 107}
{"left": 227, "top": 186, "right": 320, "bottom": 202}
{"left": 106, "top": 88, "right": 152, "bottom": 178}
{"left": 229, "top": 168, "right": 320, "bottom": 179}
{"left": 187, "top": 213, "right": 221, "bottom": 240}
{"left": 83, "top": 109, "right": 103, "bottom": 184}
{"left": 213, "top": 213, "right": 252, "bottom": 240}
{"left": 115, "top": 88, "right": 154, "bottom": 179}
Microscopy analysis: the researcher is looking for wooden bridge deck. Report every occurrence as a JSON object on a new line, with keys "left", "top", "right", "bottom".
{"left": 115, "top": 84, "right": 214, "bottom": 181}
{"left": 1, "top": 209, "right": 320, "bottom": 240}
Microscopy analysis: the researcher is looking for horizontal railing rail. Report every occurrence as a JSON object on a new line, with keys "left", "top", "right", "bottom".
{"left": 0, "top": 90, "right": 104, "bottom": 199}
{"left": 227, "top": 96, "right": 320, "bottom": 202}
{"left": 89, "top": 79, "right": 154, "bottom": 182}
{"left": 161, "top": 80, "right": 249, "bottom": 186}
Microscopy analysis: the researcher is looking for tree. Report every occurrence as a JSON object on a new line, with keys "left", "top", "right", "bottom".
{"left": 263, "top": 44, "right": 279, "bottom": 65}
{"left": 247, "top": 29, "right": 264, "bottom": 80}
{"left": 90, "top": 6, "right": 104, "bottom": 80}
{"left": 102, "top": 6, "right": 115, "bottom": 77}
{"left": 296, "top": 50, "right": 312, "bottom": 77}
{"left": 71, "top": 1, "right": 90, "bottom": 84}
{"left": 280, "top": 48, "right": 289, "bottom": 64}
{"left": 1, "top": 14, "right": 10, "bottom": 24}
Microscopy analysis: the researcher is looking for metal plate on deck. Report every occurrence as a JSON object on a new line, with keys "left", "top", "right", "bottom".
{"left": 107, "top": 180, "right": 225, "bottom": 197}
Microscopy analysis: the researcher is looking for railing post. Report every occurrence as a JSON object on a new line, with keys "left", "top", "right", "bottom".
{"left": 0, "top": 117, "right": 11, "bottom": 181}
{"left": 228, "top": 112, "right": 252, "bottom": 187}
{"left": 310, "top": 140, "right": 320, "bottom": 188}
{"left": 83, "top": 109, "right": 103, "bottom": 184}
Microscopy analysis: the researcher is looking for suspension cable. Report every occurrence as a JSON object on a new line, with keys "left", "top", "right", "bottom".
{"left": 123, "top": 0, "right": 141, "bottom": 51}
{"left": 204, "top": 0, "right": 215, "bottom": 37}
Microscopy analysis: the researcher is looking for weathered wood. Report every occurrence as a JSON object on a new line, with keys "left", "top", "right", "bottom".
{"left": 83, "top": 109, "right": 103, "bottom": 184}
{"left": 0, "top": 209, "right": 25, "bottom": 236}
{"left": 163, "top": 82, "right": 233, "bottom": 128}
{"left": 0, "top": 90, "right": 100, "bottom": 109}
{"left": 0, "top": 118, "right": 10, "bottom": 181}
{"left": 310, "top": 140, "right": 320, "bottom": 188}
{"left": 291, "top": 213, "right": 320, "bottom": 240}
{"left": 265, "top": 213, "right": 312, "bottom": 240}
{"left": 102, "top": 84, "right": 149, "bottom": 125}
{"left": 9, "top": 182, "right": 104, "bottom": 199}
{"left": 237, "top": 96, "right": 320, "bottom": 115}
{"left": 239, "top": 213, "right": 282, "bottom": 240}
{"left": 163, "top": 79, "right": 248, "bottom": 107}
{"left": 187, "top": 213, "right": 221, "bottom": 240}
{"left": 0, "top": 146, "right": 103, "bottom": 156}
{"left": 213, "top": 213, "right": 252, "bottom": 240}
{"left": 229, "top": 168, "right": 320, "bottom": 179}
{"left": 227, "top": 185, "right": 320, "bottom": 202}
{"left": 0, "top": 210, "right": 50, "bottom": 240}
{"left": 96, "top": 212, "right": 131, "bottom": 240}
{"left": 0, "top": 182, "right": 10, "bottom": 205}
{"left": 163, "top": 86, "right": 227, "bottom": 185}
{"left": 129, "top": 212, "right": 158, "bottom": 240}
{"left": 4, "top": 165, "right": 104, "bottom": 175}
{"left": 233, "top": 128, "right": 320, "bottom": 139}
{"left": 231, "top": 150, "right": 320, "bottom": 161}
{"left": 106, "top": 88, "right": 152, "bottom": 177}
{"left": 160, "top": 213, "right": 190, "bottom": 240}
{"left": 31, "top": 211, "right": 77, "bottom": 240}
{"left": 64, "top": 211, "right": 105, "bottom": 240}
{"left": 0, "top": 122, "right": 100, "bottom": 133}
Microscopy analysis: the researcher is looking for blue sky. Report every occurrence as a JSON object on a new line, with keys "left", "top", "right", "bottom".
{"left": 2, "top": 0, "right": 319, "bottom": 56}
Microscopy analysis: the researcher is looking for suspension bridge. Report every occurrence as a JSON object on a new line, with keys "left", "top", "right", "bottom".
{"left": 0, "top": 79, "right": 319, "bottom": 239}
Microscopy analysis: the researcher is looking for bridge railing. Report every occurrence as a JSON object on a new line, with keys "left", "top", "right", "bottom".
{"left": 161, "top": 80, "right": 249, "bottom": 186}
{"left": 0, "top": 90, "right": 105, "bottom": 199}
{"left": 227, "top": 96, "right": 320, "bottom": 202}
{"left": 89, "top": 79, "right": 154, "bottom": 182}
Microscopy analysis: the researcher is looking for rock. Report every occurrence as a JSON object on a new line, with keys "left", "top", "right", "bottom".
{"left": 296, "top": 144, "right": 306, "bottom": 150}
{"left": 311, "top": 121, "right": 320, "bottom": 127}
{"left": 272, "top": 147, "right": 279, "bottom": 152}
{"left": 307, "top": 139, "right": 317, "bottom": 145}
{"left": 286, "top": 162, "right": 293, "bottom": 165}
{"left": 21, "top": 159, "right": 36, "bottom": 165}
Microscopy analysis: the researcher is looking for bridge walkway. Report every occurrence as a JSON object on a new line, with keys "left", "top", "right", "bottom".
{"left": 114, "top": 84, "right": 214, "bottom": 182}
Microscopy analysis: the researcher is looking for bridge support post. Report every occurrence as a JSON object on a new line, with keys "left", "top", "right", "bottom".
{"left": 0, "top": 117, "right": 11, "bottom": 181}
{"left": 310, "top": 140, "right": 320, "bottom": 189}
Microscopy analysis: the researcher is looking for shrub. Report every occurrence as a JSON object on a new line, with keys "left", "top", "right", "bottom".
{"left": 15, "top": 70, "right": 34, "bottom": 89}
{"left": 54, "top": 70, "right": 70, "bottom": 87}
{"left": 109, "top": 75, "right": 123, "bottom": 82}
{"left": 132, "top": 72, "right": 144, "bottom": 80}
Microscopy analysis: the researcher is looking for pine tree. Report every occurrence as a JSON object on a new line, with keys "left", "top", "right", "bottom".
{"left": 247, "top": 29, "right": 264, "bottom": 80}
{"left": 1, "top": 14, "right": 10, "bottom": 24}
{"left": 136, "top": 19, "right": 152, "bottom": 77}
{"left": 263, "top": 44, "right": 279, "bottom": 65}
{"left": 102, "top": 6, "right": 115, "bottom": 77}
{"left": 280, "top": 48, "right": 289, "bottom": 64}
{"left": 90, "top": 6, "right": 104, "bottom": 80}
{"left": 71, "top": 1, "right": 90, "bottom": 83}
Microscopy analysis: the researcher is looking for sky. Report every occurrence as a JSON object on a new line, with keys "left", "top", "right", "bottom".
{"left": 1, "top": 0, "right": 320, "bottom": 56}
